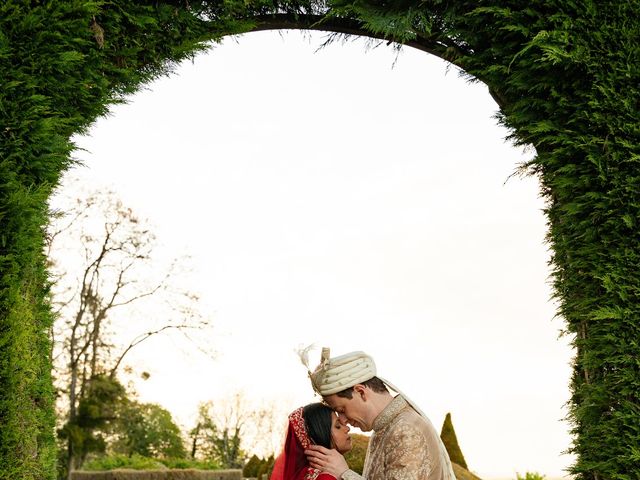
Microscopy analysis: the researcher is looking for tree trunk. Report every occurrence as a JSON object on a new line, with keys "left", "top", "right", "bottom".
{"left": 191, "top": 423, "right": 201, "bottom": 459}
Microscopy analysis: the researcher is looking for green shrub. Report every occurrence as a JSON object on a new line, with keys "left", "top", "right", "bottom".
{"left": 516, "top": 473, "right": 546, "bottom": 480}
{"left": 254, "top": 455, "right": 274, "bottom": 480}
{"left": 343, "top": 434, "right": 369, "bottom": 475}
{"left": 242, "top": 455, "right": 261, "bottom": 477}
{"left": 84, "top": 455, "right": 167, "bottom": 471}
{"left": 111, "top": 402, "right": 187, "bottom": 460}
{"left": 83, "top": 455, "right": 220, "bottom": 471}
{"left": 451, "top": 463, "right": 482, "bottom": 480}
{"left": 161, "top": 459, "right": 220, "bottom": 471}
{"left": 71, "top": 470, "right": 241, "bottom": 480}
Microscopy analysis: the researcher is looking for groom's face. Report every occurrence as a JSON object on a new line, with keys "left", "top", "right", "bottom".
{"left": 323, "top": 387, "right": 373, "bottom": 432}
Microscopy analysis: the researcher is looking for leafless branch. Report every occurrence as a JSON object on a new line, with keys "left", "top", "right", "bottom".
{"left": 109, "top": 323, "right": 200, "bottom": 377}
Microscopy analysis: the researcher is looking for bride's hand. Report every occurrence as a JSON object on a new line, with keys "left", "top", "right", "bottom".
{"left": 305, "top": 445, "right": 349, "bottom": 478}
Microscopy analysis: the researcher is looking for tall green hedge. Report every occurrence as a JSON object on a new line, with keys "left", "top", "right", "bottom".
{"left": 1, "top": 2, "right": 638, "bottom": 480}
{"left": 0, "top": 3, "right": 214, "bottom": 479}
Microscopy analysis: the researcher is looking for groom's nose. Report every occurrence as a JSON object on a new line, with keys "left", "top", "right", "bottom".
{"left": 337, "top": 413, "right": 349, "bottom": 425}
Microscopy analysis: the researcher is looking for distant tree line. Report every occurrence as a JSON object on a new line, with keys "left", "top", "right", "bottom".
{"left": 58, "top": 373, "right": 264, "bottom": 477}
{"left": 47, "top": 188, "right": 275, "bottom": 479}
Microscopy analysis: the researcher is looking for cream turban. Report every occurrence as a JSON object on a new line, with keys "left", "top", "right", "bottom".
{"left": 309, "top": 348, "right": 376, "bottom": 396}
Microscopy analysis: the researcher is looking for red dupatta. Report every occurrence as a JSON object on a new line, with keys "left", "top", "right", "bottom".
{"left": 270, "top": 407, "right": 323, "bottom": 480}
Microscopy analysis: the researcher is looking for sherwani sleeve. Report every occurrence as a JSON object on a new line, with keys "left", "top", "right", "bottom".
{"left": 341, "top": 470, "right": 364, "bottom": 480}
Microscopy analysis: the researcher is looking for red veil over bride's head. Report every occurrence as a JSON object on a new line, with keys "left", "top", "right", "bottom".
{"left": 270, "top": 407, "right": 322, "bottom": 480}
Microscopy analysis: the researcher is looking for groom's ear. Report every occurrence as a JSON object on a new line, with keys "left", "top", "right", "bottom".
{"left": 353, "top": 384, "right": 367, "bottom": 400}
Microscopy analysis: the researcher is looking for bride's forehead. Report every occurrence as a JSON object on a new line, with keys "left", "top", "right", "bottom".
{"left": 329, "top": 411, "right": 339, "bottom": 425}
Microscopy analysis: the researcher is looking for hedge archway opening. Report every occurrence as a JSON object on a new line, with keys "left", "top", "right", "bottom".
{"left": 1, "top": 3, "right": 637, "bottom": 480}
{"left": 63, "top": 28, "right": 565, "bottom": 475}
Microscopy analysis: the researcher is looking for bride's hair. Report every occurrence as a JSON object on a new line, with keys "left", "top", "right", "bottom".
{"left": 302, "top": 403, "right": 334, "bottom": 449}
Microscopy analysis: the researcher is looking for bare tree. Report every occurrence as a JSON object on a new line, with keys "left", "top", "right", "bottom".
{"left": 190, "top": 393, "right": 248, "bottom": 467}
{"left": 46, "top": 185, "right": 213, "bottom": 478}
{"left": 190, "top": 392, "right": 282, "bottom": 468}
{"left": 244, "top": 399, "right": 286, "bottom": 460}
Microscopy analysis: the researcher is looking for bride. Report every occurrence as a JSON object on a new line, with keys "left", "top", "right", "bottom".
{"left": 270, "top": 403, "right": 352, "bottom": 480}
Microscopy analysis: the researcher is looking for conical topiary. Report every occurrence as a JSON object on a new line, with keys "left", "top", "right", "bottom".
{"left": 440, "top": 412, "right": 468, "bottom": 469}
{"left": 243, "top": 454, "right": 262, "bottom": 477}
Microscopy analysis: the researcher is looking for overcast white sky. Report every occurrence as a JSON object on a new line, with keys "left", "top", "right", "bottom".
{"left": 59, "top": 30, "right": 574, "bottom": 479}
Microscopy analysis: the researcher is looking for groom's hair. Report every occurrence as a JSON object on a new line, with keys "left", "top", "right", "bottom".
{"left": 303, "top": 403, "right": 334, "bottom": 449}
{"left": 335, "top": 376, "right": 388, "bottom": 399}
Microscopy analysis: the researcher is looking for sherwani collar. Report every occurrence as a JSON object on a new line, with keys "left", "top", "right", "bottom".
{"left": 372, "top": 395, "right": 408, "bottom": 432}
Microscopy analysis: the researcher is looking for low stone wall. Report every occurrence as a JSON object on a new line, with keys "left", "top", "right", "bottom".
{"left": 70, "top": 469, "right": 242, "bottom": 480}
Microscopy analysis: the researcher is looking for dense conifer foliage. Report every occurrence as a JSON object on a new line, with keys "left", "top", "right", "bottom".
{"left": 441, "top": 413, "right": 467, "bottom": 470}
{"left": 1, "top": 2, "right": 637, "bottom": 479}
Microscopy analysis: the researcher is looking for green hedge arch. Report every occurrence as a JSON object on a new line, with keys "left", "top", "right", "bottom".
{"left": 1, "top": 2, "right": 638, "bottom": 479}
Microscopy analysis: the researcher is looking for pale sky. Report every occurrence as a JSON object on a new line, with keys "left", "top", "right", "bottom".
{"left": 58, "top": 30, "right": 574, "bottom": 479}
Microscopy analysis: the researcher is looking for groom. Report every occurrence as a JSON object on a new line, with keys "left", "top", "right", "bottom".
{"left": 305, "top": 348, "right": 456, "bottom": 480}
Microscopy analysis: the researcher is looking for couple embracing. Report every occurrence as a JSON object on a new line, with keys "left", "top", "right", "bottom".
{"left": 270, "top": 348, "right": 456, "bottom": 480}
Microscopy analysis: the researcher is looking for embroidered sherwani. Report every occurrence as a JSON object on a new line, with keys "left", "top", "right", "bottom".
{"left": 342, "top": 396, "right": 456, "bottom": 480}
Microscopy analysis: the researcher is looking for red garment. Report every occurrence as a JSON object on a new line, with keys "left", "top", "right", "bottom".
{"left": 270, "top": 407, "right": 337, "bottom": 480}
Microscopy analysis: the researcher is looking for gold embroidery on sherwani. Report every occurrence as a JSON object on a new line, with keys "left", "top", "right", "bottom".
{"left": 341, "top": 396, "right": 454, "bottom": 480}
